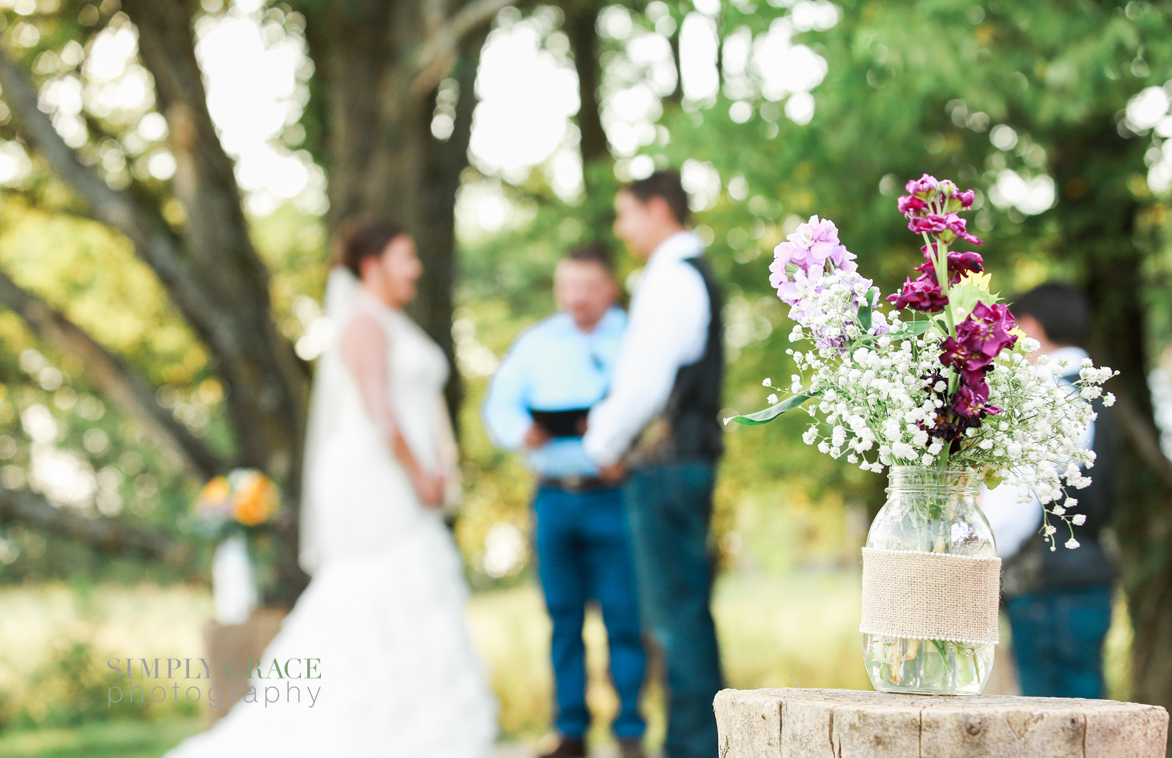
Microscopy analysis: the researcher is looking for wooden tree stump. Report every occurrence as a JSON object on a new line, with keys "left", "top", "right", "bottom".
{"left": 201, "top": 607, "right": 288, "bottom": 723}
{"left": 715, "top": 688, "right": 1169, "bottom": 758}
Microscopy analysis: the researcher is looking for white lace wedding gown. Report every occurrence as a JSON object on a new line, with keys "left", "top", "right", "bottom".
{"left": 164, "top": 272, "right": 498, "bottom": 757}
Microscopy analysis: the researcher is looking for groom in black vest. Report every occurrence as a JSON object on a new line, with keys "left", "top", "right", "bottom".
{"left": 583, "top": 170, "right": 724, "bottom": 758}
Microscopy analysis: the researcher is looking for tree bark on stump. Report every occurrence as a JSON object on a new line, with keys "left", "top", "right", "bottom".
{"left": 715, "top": 688, "right": 1169, "bottom": 758}
{"left": 200, "top": 608, "right": 289, "bottom": 723}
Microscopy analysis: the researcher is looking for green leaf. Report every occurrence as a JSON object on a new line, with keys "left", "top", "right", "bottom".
{"left": 889, "top": 320, "right": 933, "bottom": 338}
{"left": 724, "top": 392, "right": 819, "bottom": 426}
{"left": 857, "top": 301, "right": 872, "bottom": 332}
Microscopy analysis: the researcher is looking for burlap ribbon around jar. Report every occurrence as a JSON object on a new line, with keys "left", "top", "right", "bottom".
{"left": 859, "top": 548, "right": 1001, "bottom": 646}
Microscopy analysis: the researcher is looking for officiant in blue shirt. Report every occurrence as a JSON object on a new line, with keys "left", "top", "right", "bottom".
{"left": 481, "top": 245, "right": 647, "bottom": 758}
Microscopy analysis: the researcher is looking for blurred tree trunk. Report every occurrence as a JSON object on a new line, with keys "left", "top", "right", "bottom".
{"left": 0, "top": 0, "right": 507, "bottom": 605}
{"left": 667, "top": 23, "right": 683, "bottom": 105}
{"left": 561, "top": 0, "right": 608, "bottom": 175}
{"left": 298, "top": 0, "right": 496, "bottom": 422}
{"left": 1051, "top": 121, "right": 1172, "bottom": 715}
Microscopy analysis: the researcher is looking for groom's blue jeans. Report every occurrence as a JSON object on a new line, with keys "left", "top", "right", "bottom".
{"left": 533, "top": 484, "right": 647, "bottom": 740}
{"left": 1004, "top": 585, "right": 1113, "bottom": 699}
{"left": 625, "top": 460, "right": 723, "bottom": 758}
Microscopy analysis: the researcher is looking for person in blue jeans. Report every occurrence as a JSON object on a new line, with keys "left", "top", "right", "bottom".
{"left": 584, "top": 171, "right": 725, "bottom": 758}
{"left": 482, "top": 244, "right": 647, "bottom": 758}
{"left": 983, "top": 283, "right": 1120, "bottom": 698}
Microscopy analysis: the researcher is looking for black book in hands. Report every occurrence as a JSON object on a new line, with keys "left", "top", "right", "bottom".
{"left": 528, "top": 407, "right": 590, "bottom": 438}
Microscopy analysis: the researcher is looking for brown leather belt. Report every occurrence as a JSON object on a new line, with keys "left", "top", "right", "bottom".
{"left": 539, "top": 475, "right": 613, "bottom": 493}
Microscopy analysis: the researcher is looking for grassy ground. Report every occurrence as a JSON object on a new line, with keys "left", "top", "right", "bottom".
{"left": 0, "top": 720, "right": 203, "bottom": 758}
{"left": 0, "top": 570, "right": 1135, "bottom": 757}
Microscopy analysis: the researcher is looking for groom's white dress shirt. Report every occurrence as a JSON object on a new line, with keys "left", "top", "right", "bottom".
{"left": 980, "top": 345, "right": 1095, "bottom": 560}
{"left": 583, "top": 230, "right": 711, "bottom": 468}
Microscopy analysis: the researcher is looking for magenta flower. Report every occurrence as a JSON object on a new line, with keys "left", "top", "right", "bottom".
{"left": 897, "top": 174, "right": 982, "bottom": 247}
{"left": 898, "top": 195, "right": 927, "bottom": 216}
{"left": 908, "top": 214, "right": 948, "bottom": 235}
{"left": 905, "top": 174, "right": 939, "bottom": 198}
{"left": 942, "top": 213, "right": 983, "bottom": 246}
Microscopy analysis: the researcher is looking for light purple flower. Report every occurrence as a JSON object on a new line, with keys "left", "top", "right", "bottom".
{"left": 770, "top": 216, "right": 856, "bottom": 303}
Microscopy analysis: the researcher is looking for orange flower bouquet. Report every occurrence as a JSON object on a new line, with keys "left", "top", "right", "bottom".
{"left": 190, "top": 468, "right": 281, "bottom": 540}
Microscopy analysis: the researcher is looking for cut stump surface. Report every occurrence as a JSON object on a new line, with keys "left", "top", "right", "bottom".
{"left": 715, "top": 687, "right": 1169, "bottom": 758}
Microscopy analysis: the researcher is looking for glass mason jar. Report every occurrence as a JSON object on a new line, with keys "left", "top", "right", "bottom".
{"left": 212, "top": 532, "right": 259, "bottom": 625}
{"left": 862, "top": 466, "right": 997, "bottom": 695}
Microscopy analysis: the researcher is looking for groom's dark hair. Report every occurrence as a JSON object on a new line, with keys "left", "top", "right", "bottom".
{"left": 624, "top": 170, "right": 690, "bottom": 226}
{"left": 1011, "top": 282, "right": 1090, "bottom": 347}
{"left": 333, "top": 217, "right": 407, "bottom": 278}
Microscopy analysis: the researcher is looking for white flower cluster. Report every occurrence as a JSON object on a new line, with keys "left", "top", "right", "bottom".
{"left": 774, "top": 305, "right": 1116, "bottom": 550}
{"left": 789, "top": 269, "right": 889, "bottom": 348}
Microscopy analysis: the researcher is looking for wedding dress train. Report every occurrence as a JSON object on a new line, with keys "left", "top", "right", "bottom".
{"left": 164, "top": 272, "right": 497, "bottom": 757}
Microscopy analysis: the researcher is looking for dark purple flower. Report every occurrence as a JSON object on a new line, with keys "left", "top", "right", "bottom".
{"left": 886, "top": 276, "right": 948, "bottom": 312}
{"left": 959, "top": 362, "right": 994, "bottom": 389}
{"left": 918, "top": 371, "right": 986, "bottom": 450}
{"left": 957, "top": 302, "right": 1017, "bottom": 359}
{"left": 916, "top": 246, "right": 985, "bottom": 285}
{"left": 951, "top": 383, "right": 991, "bottom": 418}
{"left": 934, "top": 301, "right": 1017, "bottom": 432}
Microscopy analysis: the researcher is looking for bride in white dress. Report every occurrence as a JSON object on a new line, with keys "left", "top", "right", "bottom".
{"left": 164, "top": 220, "right": 498, "bottom": 757}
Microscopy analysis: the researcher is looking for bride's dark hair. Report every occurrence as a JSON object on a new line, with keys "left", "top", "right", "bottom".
{"left": 332, "top": 218, "right": 408, "bottom": 278}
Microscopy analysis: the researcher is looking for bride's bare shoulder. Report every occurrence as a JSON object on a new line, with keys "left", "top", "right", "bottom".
{"left": 340, "top": 309, "right": 388, "bottom": 359}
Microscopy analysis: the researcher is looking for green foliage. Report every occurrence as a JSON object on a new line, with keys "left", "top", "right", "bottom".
{"left": 726, "top": 391, "right": 818, "bottom": 426}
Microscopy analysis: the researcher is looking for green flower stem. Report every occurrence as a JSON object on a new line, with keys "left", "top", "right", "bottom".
{"left": 922, "top": 200, "right": 960, "bottom": 465}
